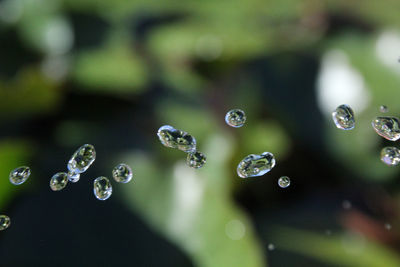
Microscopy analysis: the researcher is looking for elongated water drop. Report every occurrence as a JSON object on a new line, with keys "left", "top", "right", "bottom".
{"left": 380, "top": 105, "right": 388, "bottom": 113}
{"left": 237, "top": 152, "right": 276, "bottom": 178}
{"left": 187, "top": 151, "right": 206, "bottom": 169}
{"left": 225, "top": 109, "right": 246, "bottom": 128}
{"left": 332, "top": 104, "right": 355, "bottom": 130}
{"left": 380, "top": 147, "right": 400, "bottom": 166}
{"left": 67, "top": 144, "right": 96, "bottom": 174}
{"left": 372, "top": 117, "right": 400, "bottom": 141}
{"left": 93, "top": 177, "right": 112, "bottom": 201}
{"left": 0, "top": 215, "right": 10, "bottom": 231}
{"left": 112, "top": 163, "right": 133, "bottom": 183}
{"left": 157, "top": 125, "right": 197, "bottom": 153}
{"left": 278, "top": 176, "right": 290, "bottom": 188}
{"left": 9, "top": 166, "right": 31, "bottom": 185}
{"left": 50, "top": 172, "right": 68, "bottom": 191}
{"left": 67, "top": 171, "right": 80, "bottom": 183}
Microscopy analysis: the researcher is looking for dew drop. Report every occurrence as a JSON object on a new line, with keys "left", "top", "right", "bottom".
{"left": 380, "top": 147, "right": 400, "bottom": 166}
{"left": 225, "top": 109, "right": 246, "bottom": 128}
{"left": 186, "top": 151, "right": 206, "bottom": 169}
{"left": 380, "top": 105, "right": 389, "bottom": 113}
{"left": 332, "top": 104, "right": 355, "bottom": 130}
{"left": 237, "top": 152, "right": 276, "bottom": 178}
{"left": 50, "top": 172, "right": 68, "bottom": 191}
{"left": 93, "top": 176, "right": 112, "bottom": 201}
{"left": 372, "top": 117, "right": 400, "bottom": 141}
{"left": 0, "top": 215, "right": 10, "bottom": 231}
{"left": 278, "top": 176, "right": 291, "bottom": 188}
{"left": 67, "top": 171, "right": 80, "bottom": 183}
{"left": 157, "top": 125, "right": 197, "bottom": 153}
{"left": 67, "top": 144, "right": 96, "bottom": 174}
{"left": 9, "top": 166, "right": 31, "bottom": 185}
{"left": 112, "top": 163, "right": 133, "bottom": 183}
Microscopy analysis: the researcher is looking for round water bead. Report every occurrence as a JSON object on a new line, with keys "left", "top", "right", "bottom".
{"left": 380, "top": 105, "right": 389, "bottom": 113}
{"left": 112, "top": 163, "right": 133, "bottom": 183}
{"left": 237, "top": 152, "right": 276, "bottom": 178}
{"left": 67, "top": 144, "right": 96, "bottom": 174}
{"left": 380, "top": 147, "right": 400, "bottom": 166}
{"left": 93, "top": 176, "right": 112, "bottom": 201}
{"left": 278, "top": 176, "right": 291, "bottom": 188}
{"left": 9, "top": 166, "right": 31, "bottom": 185}
{"left": 332, "top": 104, "right": 355, "bottom": 130}
{"left": 372, "top": 117, "right": 400, "bottom": 141}
{"left": 0, "top": 215, "right": 10, "bottom": 231}
{"left": 157, "top": 125, "right": 197, "bottom": 153}
{"left": 50, "top": 172, "right": 68, "bottom": 191}
{"left": 67, "top": 171, "right": 80, "bottom": 183}
{"left": 186, "top": 151, "right": 206, "bottom": 169}
{"left": 225, "top": 109, "right": 246, "bottom": 128}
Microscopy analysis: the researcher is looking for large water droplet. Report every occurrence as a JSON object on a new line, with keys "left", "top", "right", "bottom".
{"left": 0, "top": 215, "right": 10, "bottom": 231}
{"left": 93, "top": 176, "right": 112, "bottom": 201}
{"left": 67, "top": 171, "right": 80, "bottom": 183}
{"left": 112, "top": 163, "right": 133, "bottom": 183}
{"left": 380, "top": 105, "right": 389, "bottom": 113}
{"left": 50, "top": 172, "right": 68, "bottom": 191}
{"left": 372, "top": 116, "right": 400, "bottom": 141}
{"left": 9, "top": 166, "right": 31, "bottom": 185}
{"left": 332, "top": 104, "right": 355, "bottom": 130}
{"left": 67, "top": 144, "right": 96, "bottom": 174}
{"left": 186, "top": 151, "right": 206, "bottom": 169}
{"left": 225, "top": 109, "right": 246, "bottom": 128}
{"left": 380, "top": 147, "right": 400, "bottom": 166}
{"left": 278, "top": 176, "right": 291, "bottom": 188}
{"left": 237, "top": 152, "right": 276, "bottom": 178}
{"left": 157, "top": 125, "right": 197, "bottom": 153}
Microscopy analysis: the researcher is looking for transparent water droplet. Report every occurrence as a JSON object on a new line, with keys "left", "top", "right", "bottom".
{"left": 380, "top": 147, "right": 400, "bottom": 166}
{"left": 157, "top": 125, "right": 197, "bottom": 153}
{"left": 112, "top": 163, "right": 133, "bottom": 183}
{"left": 50, "top": 172, "right": 68, "bottom": 191}
{"left": 67, "top": 144, "right": 96, "bottom": 174}
{"left": 237, "top": 152, "right": 276, "bottom": 178}
{"left": 332, "top": 104, "right": 355, "bottom": 130}
{"left": 380, "top": 105, "right": 389, "bottom": 113}
{"left": 0, "top": 215, "right": 10, "bottom": 231}
{"left": 186, "top": 151, "right": 206, "bottom": 169}
{"left": 268, "top": 244, "right": 275, "bottom": 251}
{"left": 278, "top": 176, "right": 291, "bottom": 188}
{"left": 67, "top": 171, "right": 80, "bottom": 183}
{"left": 93, "top": 176, "right": 112, "bottom": 201}
{"left": 372, "top": 117, "right": 400, "bottom": 141}
{"left": 9, "top": 166, "right": 31, "bottom": 185}
{"left": 225, "top": 109, "right": 246, "bottom": 128}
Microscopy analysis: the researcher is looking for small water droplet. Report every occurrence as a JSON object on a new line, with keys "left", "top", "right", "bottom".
{"left": 380, "top": 147, "right": 400, "bottom": 166}
{"left": 332, "top": 104, "right": 355, "bottom": 130}
{"left": 342, "top": 200, "right": 352, "bottom": 210}
{"left": 0, "top": 215, "right": 10, "bottom": 231}
{"left": 380, "top": 105, "right": 389, "bottom": 113}
{"left": 157, "top": 125, "right": 197, "bottom": 153}
{"left": 93, "top": 176, "right": 112, "bottom": 201}
{"left": 268, "top": 244, "right": 275, "bottom": 251}
{"left": 237, "top": 152, "right": 276, "bottom": 178}
{"left": 385, "top": 223, "right": 392, "bottom": 230}
{"left": 9, "top": 166, "right": 31, "bottom": 185}
{"left": 67, "top": 171, "right": 80, "bottom": 183}
{"left": 278, "top": 176, "right": 291, "bottom": 188}
{"left": 186, "top": 151, "right": 206, "bottom": 169}
{"left": 225, "top": 109, "right": 246, "bottom": 128}
{"left": 50, "top": 172, "right": 68, "bottom": 191}
{"left": 112, "top": 163, "right": 133, "bottom": 183}
{"left": 67, "top": 144, "right": 96, "bottom": 174}
{"left": 372, "top": 116, "right": 400, "bottom": 141}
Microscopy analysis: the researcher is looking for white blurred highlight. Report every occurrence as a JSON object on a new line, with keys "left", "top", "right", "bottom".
{"left": 375, "top": 31, "right": 400, "bottom": 73}
{"left": 44, "top": 17, "right": 74, "bottom": 55}
{"left": 225, "top": 219, "right": 246, "bottom": 240}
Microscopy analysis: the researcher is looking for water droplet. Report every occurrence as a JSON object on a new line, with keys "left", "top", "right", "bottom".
{"left": 112, "top": 163, "right": 133, "bottom": 183}
{"left": 67, "top": 144, "right": 96, "bottom": 174}
{"left": 50, "top": 172, "right": 68, "bottom": 191}
{"left": 268, "top": 244, "right": 275, "bottom": 251}
{"left": 237, "top": 152, "right": 276, "bottom": 178}
{"left": 67, "top": 171, "right": 80, "bottom": 183}
{"left": 380, "top": 147, "right": 400, "bottom": 166}
{"left": 186, "top": 151, "right": 206, "bottom": 169}
{"left": 372, "top": 117, "right": 400, "bottom": 141}
{"left": 93, "top": 176, "right": 112, "bottom": 201}
{"left": 332, "top": 104, "right": 355, "bottom": 130}
{"left": 342, "top": 200, "right": 352, "bottom": 210}
{"left": 385, "top": 223, "right": 392, "bottom": 230}
{"left": 380, "top": 105, "right": 389, "bottom": 113}
{"left": 157, "top": 125, "right": 197, "bottom": 153}
{"left": 225, "top": 109, "right": 246, "bottom": 128}
{"left": 278, "top": 176, "right": 291, "bottom": 188}
{"left": 0, "top": 215, "right": 10, "bottom": 231}
{"left": 9, "top": 166, "right": 31, "bottom": 185}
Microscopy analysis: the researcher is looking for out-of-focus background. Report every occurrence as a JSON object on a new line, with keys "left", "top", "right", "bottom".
{"left": 0, "top": 0, "right": 400, "bottom": 266}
